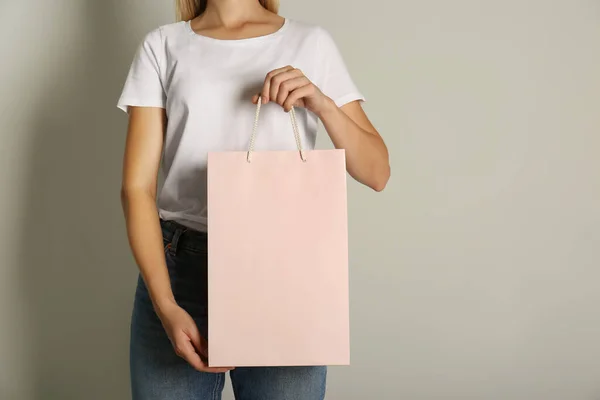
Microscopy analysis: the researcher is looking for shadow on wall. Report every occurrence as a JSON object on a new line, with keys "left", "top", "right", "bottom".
{"left": 15, "top": 2, "right": 157, "bottom": 399}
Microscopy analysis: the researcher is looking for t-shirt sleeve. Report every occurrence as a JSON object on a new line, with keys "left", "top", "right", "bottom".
{"left": 316, "top": 27, "right": 365, "bottom": 108}
{"left": 117, "top": 28, "right": 166, "bottom": 113}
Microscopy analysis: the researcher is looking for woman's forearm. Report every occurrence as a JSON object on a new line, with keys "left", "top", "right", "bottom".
{"left": 121, "top": 188, "right": 176, "bottom": 314}
{"left": 317, "top": 97, "right": 390, "bottom": 191}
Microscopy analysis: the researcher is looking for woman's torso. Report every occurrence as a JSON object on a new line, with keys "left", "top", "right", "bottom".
{"left": 118, "top": 19, "right": 362, "bottom": 232}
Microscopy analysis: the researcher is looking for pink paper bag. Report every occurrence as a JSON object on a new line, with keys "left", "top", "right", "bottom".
{"left": 207, "top": 101, "right": 350, "bottom": 367}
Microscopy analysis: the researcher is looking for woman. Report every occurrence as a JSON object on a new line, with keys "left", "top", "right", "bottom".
{"left": 117, "top": 0, "right": 389, "bottom": 398}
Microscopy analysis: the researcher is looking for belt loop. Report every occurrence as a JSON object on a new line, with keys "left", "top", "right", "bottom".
{"left": 169, "top": 227, "right": 187, "bottom": 256}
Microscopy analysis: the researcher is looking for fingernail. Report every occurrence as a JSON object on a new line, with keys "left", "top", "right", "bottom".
{"left": 262, "top": 96, "right": 268, "bottom": 104}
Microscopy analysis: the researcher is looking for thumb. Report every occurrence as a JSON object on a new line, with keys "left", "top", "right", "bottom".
{"left": 186, "top": 324, "right": 208, "bottom": 359}
{"left": 175, "top": 334, "right": 205, "bottom": 371}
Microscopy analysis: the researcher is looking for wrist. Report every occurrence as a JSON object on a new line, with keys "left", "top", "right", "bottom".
{"left": 153, "top": 295, "right": 178, "bottom": 316}
{"left": 315, "top": 96, "right": 339, "bottom": 120}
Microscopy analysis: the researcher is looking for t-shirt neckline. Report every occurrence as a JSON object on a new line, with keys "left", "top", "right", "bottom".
{"left": 185, "top": 18, "right": 289, "bottom": 44}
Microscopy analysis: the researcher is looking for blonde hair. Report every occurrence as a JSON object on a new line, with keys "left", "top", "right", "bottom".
{"left": 176, "top": 0, "right": 280, "bottom": 22}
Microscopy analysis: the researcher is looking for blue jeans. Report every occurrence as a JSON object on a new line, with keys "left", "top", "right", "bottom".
{"left": 130, "top": 219, "right": 327, "bottom": 399}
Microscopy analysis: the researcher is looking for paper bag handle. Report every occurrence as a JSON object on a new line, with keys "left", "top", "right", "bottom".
{"left": 247, "top": 95, "right": 307, "bottom": 163}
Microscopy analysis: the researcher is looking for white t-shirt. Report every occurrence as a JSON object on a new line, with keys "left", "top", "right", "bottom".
{"left": 117, "top": 18, "right": 364, "bottom": 232}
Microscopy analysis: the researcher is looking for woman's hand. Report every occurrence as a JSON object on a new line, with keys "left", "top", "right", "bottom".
{"left": 253, "top": 67, "right": 390, "bottom": 192}
{"left": 156, "top": 300, "right": 234, "bottom": 373}
{"left": 252, "top": 65, "right": 334, "bottom": 117}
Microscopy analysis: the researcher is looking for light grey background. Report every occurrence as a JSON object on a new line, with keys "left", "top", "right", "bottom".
{"left": 1, "top": 1, "right": 599, "bottom": 399}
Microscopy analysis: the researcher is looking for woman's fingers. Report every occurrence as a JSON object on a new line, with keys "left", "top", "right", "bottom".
{"left": 185, "top": 324, "right": 205, "bottom": 355}
{"left": 174, "top": 334, "right": 206, "bottom": 371}
{"left": 261, "top": 65, "right": 295, "bottom": 103}
{"left": 161, "top": 304, "right": 233, "bottom": 373}
{"left": 174, "top": 334, "right": 234, "bottom": 373}
{"left": 283, "top": 84, "right": 314, "bottom": 112}
{"left": 269, "top": 69, "right": 304, "bottom": 104}
{"left": 276, "top": 76, "right": 310, "bottom": 106}
{"left": 257, "top": 66, "right": 321, "bottom": 112}
{"left": 174, "top": 326, "right": 234, "bottom": 373}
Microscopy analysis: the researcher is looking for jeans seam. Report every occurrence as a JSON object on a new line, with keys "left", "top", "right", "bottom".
{"left": 212, "top": 372, "right": 223, "bottom": 400}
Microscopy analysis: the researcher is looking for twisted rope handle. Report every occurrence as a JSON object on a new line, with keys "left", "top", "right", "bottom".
{"left": 247, "top": 95, "right": 307, "bottom": 163}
